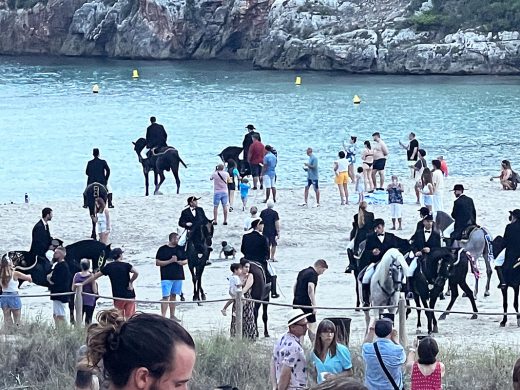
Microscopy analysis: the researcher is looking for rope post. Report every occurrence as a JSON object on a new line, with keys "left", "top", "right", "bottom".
{"left": 74, "top": 285, "right": 83, "bottom": 328}
{"left": 235, "top": 290, "right": 243, "bottom": 340}
{"left": 398, "top": 298, "right": 407, "bottom": 348}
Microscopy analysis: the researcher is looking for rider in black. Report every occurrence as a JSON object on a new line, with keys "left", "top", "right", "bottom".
{"left": 448, "top": 184, "right": 477, "bottom": 247}
{"left": 84, "top": 148, "right": 113, "bottom": 208}
{"left": 146, "top": 116, "right": 168, "bottom": 150}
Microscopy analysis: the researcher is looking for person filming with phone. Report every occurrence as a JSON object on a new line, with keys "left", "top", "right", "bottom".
{"left": 362, "top": 318, "right": 405, "bottom": 390}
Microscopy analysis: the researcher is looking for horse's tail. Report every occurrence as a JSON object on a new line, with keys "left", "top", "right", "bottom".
{"left": 179, "top": 156, "right": 187, "bottom": 169}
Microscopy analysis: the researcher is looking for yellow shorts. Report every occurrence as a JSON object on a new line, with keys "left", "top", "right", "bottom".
{"left": 335, "top": 171, "right": 349, "bottom": 184}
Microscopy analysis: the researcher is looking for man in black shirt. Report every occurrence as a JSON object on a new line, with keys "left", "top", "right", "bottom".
{"left": 400, "top": 132, "right": 419, "bottom": 178}
{"left": 293, "top": 259, "right": 329, "bottom": 342}
{"left": 84, "top": 148, "right": 113, "bottom": 208}
{"left": 146, "top": 116, "right": 168, "bottom": 150}
{"left": 156, "top": 232, "right": 187, "bottom": 321}
{"left": 242, "top": 124, "right": 261, "bottom": 162}
{"left": 48, "top": 246, "right": 71, "bottom": 326}
{"left": 82, "top": 248, "right": 139, "bottom": 320}
{"left": 260, "top": 201, "right": 280, "bottom": 261}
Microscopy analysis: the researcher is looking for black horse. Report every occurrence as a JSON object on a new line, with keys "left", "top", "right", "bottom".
{"left": 84, "top": 182, "right": 108, "bottom": 239}
{"left": 218, "top": 146, "right": 251, "bottom": 177}
{"left": 3, "top": 239, "right": 110, "bottom": 323}
{"left": 492, "top": 236, "right": 520, "bottom": 327}
{"left": 133, "top": 138, "right": 187, "bottom": 196}
{"left": 347, "top": 236, "right": 411, "bottom": 308}
{"left": 407, "top": 248, "right": 475, "bottom": 334}
{"left": 249, "top": 261, "right": 271, "bottom": 337}
{"left": 185, "top": 218, "right": 214, "bottom": 302}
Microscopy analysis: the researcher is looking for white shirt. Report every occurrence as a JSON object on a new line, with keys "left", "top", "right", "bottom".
{"left": 336, "top": 158, "right": 349, "bottom": 172}
{"left": 378, "top": 233, "right": 385, "bottom": 243}
{"left": 190, "top": 207, "right": 196, "bottom": 217}
{"left": 41, "top": 218, "right": 48, "bottom": 229}
{"left": 432, "top": 170, "right": 444, "bottom": 193}
{"left": 424, "top": 230, "right": 431, "bottom": 242}
{"left": 228, "top": 275, "right": 242, "bottom": 296}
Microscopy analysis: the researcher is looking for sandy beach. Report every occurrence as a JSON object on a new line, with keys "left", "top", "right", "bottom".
{"left": 1, "top": 174, "right": 519, "bottom": 347}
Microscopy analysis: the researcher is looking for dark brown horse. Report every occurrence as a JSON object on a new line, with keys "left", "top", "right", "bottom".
{"left": 133, "top": 138, "right": 187, "bottom": 196}
{"left": 84, "top": 182, "right": 108, "bottom": 239}
{"left": 185, "top": 218, "right": 214, "bottom": 302}
{"left": 248, "top": 261, "right": 271, "bottom": 337}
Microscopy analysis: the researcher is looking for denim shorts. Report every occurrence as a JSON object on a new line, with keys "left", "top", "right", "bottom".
{"left": 161, "top": 280, "right": 183, "bottom": 297}
{"left": 213, "top": 192, "right": 229, "bottom": 207}
{"left": 0, "top": 292, "right": 22, "bottom": 310}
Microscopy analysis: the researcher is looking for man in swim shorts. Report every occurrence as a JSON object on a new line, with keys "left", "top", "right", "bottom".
{"left": 371, "top": 132, "right": 389, "bottom": 190}
{"left": 301, "top": 147, "right": 320, "bottom": 207}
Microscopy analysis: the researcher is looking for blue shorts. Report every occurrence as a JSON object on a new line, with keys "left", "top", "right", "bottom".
{"left": 213, "top": 192, "right": 229, "bottom": 207}
{"left": 306, "top": 179, "right": 319, "bottom": 190}
{"left": 161, "top": 280, "right": 183, "bottom": 297}
{"left": 0, "top": 292, "right": 22, "bottom": 310}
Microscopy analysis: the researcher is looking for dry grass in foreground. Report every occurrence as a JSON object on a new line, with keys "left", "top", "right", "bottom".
{"left": 0, "top": 319, "right": 517, "bottom": 389}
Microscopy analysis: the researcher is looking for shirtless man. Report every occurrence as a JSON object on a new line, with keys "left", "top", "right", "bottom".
{"left": 371, "top": 132, "right": 389, "bottom": 190}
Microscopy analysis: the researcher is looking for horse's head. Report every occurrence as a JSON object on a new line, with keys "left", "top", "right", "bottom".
{"left": 203, "top": 219, "right": 214, "bottom": 247}
{"left": 133, "top": 138, "right": 147, "bottom": 161}
{"left": 95, "top": 244, "right": 111, "bottom": 271}
{"left": 389, "top": 256, "right": 404, "bottom": 290}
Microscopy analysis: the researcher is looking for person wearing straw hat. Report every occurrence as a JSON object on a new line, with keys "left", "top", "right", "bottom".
{"left": 445, "top": 184, "right": 476, "bottom": 248}
{"left": 270, "top": 309, "right": 311, "bottom": 390}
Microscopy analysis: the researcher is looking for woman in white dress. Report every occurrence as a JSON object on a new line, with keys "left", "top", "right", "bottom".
{"left": 421, "top": 168, "right": 434, "bottom": 212}
{"left": 431, "top": 160, "right": 445, "bottom": 215}
{"left": 92, "top": 197, "right": 111, "bottom": 244}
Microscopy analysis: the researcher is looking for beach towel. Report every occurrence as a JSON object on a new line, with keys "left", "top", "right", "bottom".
{"left": 364, "top": 190, "right": 388, "bottom": 205}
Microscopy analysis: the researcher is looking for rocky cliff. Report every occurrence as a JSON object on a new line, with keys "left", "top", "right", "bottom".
{"left": 0, "top": 0, "right": 519, "bottom": 74}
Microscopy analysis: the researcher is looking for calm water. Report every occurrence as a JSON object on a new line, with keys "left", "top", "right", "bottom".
{"left": 0, "top": 56, "right": 519, "bottom": 203}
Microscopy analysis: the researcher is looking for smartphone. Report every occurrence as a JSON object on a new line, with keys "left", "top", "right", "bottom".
{"left": 379, "top": 313, "right": 395, "bottom": 324}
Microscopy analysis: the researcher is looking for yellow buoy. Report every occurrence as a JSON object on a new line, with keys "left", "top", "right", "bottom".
{"left": 92, "top": 84, "right": 100, "bottom": 94}
{"left": 132, "top": 69, "right": 139, "bottom": 79}
{"left": 353, "top": 95, "right": 361, "bottom": 104}
{"left": 295, "top": 76, "right": 302, "bottom": 85}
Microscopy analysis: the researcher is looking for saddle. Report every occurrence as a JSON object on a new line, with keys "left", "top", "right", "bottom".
{"left": 461, "top": 225, "right": 479, "bottom": 241}
{"left": 148, "top": 146, "right": 176, "bottom": 157}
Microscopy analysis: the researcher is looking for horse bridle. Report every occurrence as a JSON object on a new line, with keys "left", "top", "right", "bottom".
{"left": 377, "top": 260, "right": 403, "bottom": 305}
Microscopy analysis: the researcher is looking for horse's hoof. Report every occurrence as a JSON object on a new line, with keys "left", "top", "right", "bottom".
{"left": 470, "top": 314, "right": 478, "bottom": 320}
{"left": 180, "top": 295, "right": 186, "bottom": 302}
{"left": 500, "top": 321, "right": 506, "bottom": 328}
{"left": 484, "top": 291, "right": 490, "bottom": 297}
{"left": 193, "top": 295, "right": 199, "bottom": 301}
{"left": 517, "top": 318, "right": 520, "bottom": 327}
{"left": 206, "top": 260, "right": 212, "bottom": 266}
{"left": 154, "top": 191, "right": 163, "bottom": 195}
{"left": 445, "top": 291, "right": 451, "bottom": 297}
{"left": 197, "top": 302, "right": 202, "bottom": 307}
{"left": 264, "top": 332, "right": 270, "bottom": 338}
{"left": 432, "top": 325, "right": 439, "bottom": 333}
{"left": 439, "top": 313, "right": 447, "bottom": 321}
{"left": 439, "top": 293, "right": 445, "bottom": 300}
{"left": 201, "top": 293, "right": 207, "bottom": 301}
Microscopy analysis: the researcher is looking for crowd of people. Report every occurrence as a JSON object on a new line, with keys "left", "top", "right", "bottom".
{"left": 1, "top": 120, "right": 520, "bottom": 390}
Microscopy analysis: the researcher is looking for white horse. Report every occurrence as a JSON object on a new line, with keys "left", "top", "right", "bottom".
{"left": 362, "top": 248, "right": 408, "bottom": 328}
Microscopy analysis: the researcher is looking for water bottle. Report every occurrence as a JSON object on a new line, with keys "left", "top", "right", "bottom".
{"left": 25, "top": 193, "right": 29, "bottom": 204}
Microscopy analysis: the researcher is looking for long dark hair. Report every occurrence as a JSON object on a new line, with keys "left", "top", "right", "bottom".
{"left": 313, "top": 319, "right": 338, "bottom": 359}
{"left": 364, "top": 141, "right": 371, "bottom": 150}
{"left": 87, "top": 309, "right": 195, "bottom": 387}
{"left": 417, "top": 336, "right": 439, "bottom": 365}
{"left": 0, "top": 257, "right": 13, "bottom": 287}
{"left": 421, "top": 168, "right": 433, "bottom": 186}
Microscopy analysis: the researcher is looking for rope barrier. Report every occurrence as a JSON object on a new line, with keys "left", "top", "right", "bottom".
{"left": 243, "top": 297, "right": 398, "bottom": 311}
{"left": 81, "top": 292, "right": 230, "bottom": 305}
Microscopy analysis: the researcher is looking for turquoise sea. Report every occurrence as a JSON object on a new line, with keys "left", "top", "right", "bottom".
{"left": 0, "top": 56, "right": 519, "bottom": 203}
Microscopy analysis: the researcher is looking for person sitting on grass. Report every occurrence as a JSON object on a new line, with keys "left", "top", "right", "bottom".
{"left": 406, "top": 336, "right": 445, "bottom": 390}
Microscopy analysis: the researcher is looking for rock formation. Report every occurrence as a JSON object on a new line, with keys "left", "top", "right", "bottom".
{"left": 0, "top": 0, "right": 519, "bottom": 73}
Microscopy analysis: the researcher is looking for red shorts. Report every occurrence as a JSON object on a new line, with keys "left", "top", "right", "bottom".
{"left": 114, "top": 299, "right": 136, "bottom": 319}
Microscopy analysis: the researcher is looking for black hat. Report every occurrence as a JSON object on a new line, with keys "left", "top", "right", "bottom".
{"left": 109, "top": 248, "right": 124, "bottom": 259}
{"left": 423, "top": 214, "right": 434, "bottom": 221}
{"left": 186, "top": 196, "right": 200, "bottom": 205}
{"left": 418, "top": 206, "right": 430, "bottom": 216}
{"left": 451, "top": 184, "right": 465, "bottom": 192}
{"left": 245, "top": 124, "right": 255, "bottom": 130}
{"left": 250, "top": 218, "right": 263, "bottom": 230}
{"left": 509, "top": 209, "right": 520, "bottom": 219}
{"left": 375, "top": 318, "right": 393, "bottom": 337}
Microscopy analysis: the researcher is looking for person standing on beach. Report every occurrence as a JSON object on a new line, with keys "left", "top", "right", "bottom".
{"left": 334, "top": 151, "right": 350, "bottom": 205}
{"left": 82, "top": 248, "right": 139, "bottom": 320}
{"left": 371, "top": 132, "right": 389, "bottom": 190}
{"left": 413, "top": 149, "right": 427, "bottom": 204}
{"left": 0, "top": 256, "right": 32, "bottom": 327}
{"left": 84, "top": 148, "right": 113, "bottom": 208}
{"left": 260, "top": 201, "right": 280, "bottom": 261}
{"left": 71, "top": 259, "right": 98, "bottom": 325}
{"left": 301, "top": 147, "right": 320, "bottom": 207}
{"left": 399, "top": 132, "right": 419, "bottom": 178}
{"left": 48, "top": 246, "right": 71, "bottom": 326}
{"left": 446, "top": 184, "right": 477, "bottom": 247}
{"left": 431, "top": 160, "right": 445, "bottom": 214}
{"left": 242, "top": 124, "right": 261, "bottom": 165}
{"left": 361, "top": 141, "right": 375, "bottom": 193}
{"left": 146, "top": 116, "right": 167, "bottom": 150}
{"left": 156, "top": 232, "right": 187, "bottom": 321}
{"left": 271, "top": 309, "right": 312, "bottom": 390}
{"left": 343, "top": 135, "right": 358, "bottom": 182}
{"left": 247, "top": 134, "right": 265, "bottom": 190}
{"left": 210, "top": 164, "right": 230, "bottom": 226}
{"left": 387, "top": 175, "right": 404, "bottom": 230}
{"left": 262, "top": 145, "right": 278, "bottom": 203}
{"left": 293, "top": 259, "right": 329, "bottom": 342}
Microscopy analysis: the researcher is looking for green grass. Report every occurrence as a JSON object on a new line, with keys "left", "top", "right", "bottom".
{"left": 0, "top": 320, "right": 517, "bottom": 389}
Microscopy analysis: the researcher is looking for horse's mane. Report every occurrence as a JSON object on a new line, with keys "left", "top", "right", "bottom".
{"left": 373, "top": 248, "right": 403, "bottom": 283}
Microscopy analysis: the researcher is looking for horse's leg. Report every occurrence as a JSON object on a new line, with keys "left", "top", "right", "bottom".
{"left": 484, "top": 249, "right": 492, "bottom": 297}
{"left": 415, "top": 295, "right": 423, "bottom": 331}
{"left": 253, "top": 302, "right": 260, "bottom": 338}
{"left": 500, "top": 286, "right": 508, "bottom": 327}
{"left": 144, "top": 168, "right": 150, "bottom": 196}
{"left": 262, "top": 302, "right": 269, "bottom": 337}
{"left": 355, "top": 275, "right": 361, "bottom": 310}
{"left": 460, "top": 281, "right": 478, "bottom": 319}
{"left": 428, "top": 293, "right": 439, "bottom": 334}
{"left": 439, "top": 282, "right": 458, "bottom": 320}
{"left": 199, "top": 264, "right": 206, "bottom": 301}
{"left": 172, "top": 164, "right": 181, "bottom": 194}
{"left": 189, "top": 265, "right": 199, "bottom": 301}
{"left": 91, "top": 219, "right": 97, "bottom": 240}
